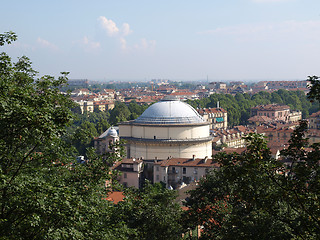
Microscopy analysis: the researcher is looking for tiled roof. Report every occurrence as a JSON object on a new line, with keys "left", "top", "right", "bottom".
{"left": 154, "top": 157, "right": 219, "bottom": 168}
{"left": 197, "top": 107, "right": 227, "bottom": 114}
{"left": 169, "top": 91, "right": 196, "bottom": 96}
{"left": 212, "top": 147, "right": 246, "bottom": 155}
{"left": 112, "top": 158, "right": 142, "bottom": 168}
{"left": 248, "top": 115, "right": 272, "bottom": 122}
{"left": 251, "top": 104, "right": 290, "bottom": 111}
{"left": 309, "top": 111, "right": 320, "bottom": 118}
{"left": 105, "top": 191, "right": 125, "bottom": 204}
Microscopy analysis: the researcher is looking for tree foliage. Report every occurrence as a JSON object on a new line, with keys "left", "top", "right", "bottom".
{"left": 0, "top": 32, "right": 187, "bottom": 239}
{"left": 185, "top": 123, "right": 320, "bottom": 239}
{"left": 0, "top": 32, "right": 128, "bottom": 239}
{"left": 111, "top": 182, "right": 184, "bottom": 240}
{"left": 187, "top": 89, "right": 316, "bottom": 127}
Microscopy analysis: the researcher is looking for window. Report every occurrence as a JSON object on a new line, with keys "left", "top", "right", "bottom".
{"left": 183, "top": 167, "right": 186, "bottom": 174}
{"left": 156, "top": 175, "right": 159, "bottom": 181}
{"left": 172, "top": 167, "right": 175, "bottom": 173}
{"left": 124, "top": 173, "right": 127, "bottom": 179}
{"left": 194, "top": 168, "right": 198, "bottom": 175}
{"left": 156, "top": 166, "right": 159, "bottom": 171}
{"left": 123, "top": 182, "right": 127, "bottom": 188}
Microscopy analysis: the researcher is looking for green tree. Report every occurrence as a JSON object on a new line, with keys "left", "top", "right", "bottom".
{"left": 112, "top": 182, "right": 184, "bottom": 240}
{"left": 128, "top": 100, "right": 149, "bottom": 120}
{"left": 184, "top": 134, "right": 293, "bottom": 239}
{"left": 0, "top": 32, "right": 128, "bottom": 239}
{"left": 185, "top": 123, "right": 320, "bottom": 239}
{"left": 109, "top": 102, "right": 131, "bottom": 125}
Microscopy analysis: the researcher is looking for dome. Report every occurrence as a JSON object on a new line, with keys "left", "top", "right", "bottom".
{"left": 135, "top": 99, "right": 205, "bottom": 124}
{"left": 98, "top": 126, "right": 119, "bottom": 139}
{"left": 107, "top": 127, "right": 118, "bottom": 137}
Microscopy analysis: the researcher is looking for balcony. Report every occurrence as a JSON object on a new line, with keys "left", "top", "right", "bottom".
{"left": 168, "top": 169, "right": 179, "bottom": 175}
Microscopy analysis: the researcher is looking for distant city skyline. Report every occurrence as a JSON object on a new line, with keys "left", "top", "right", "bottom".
{"left": 1, "top": 0, "right": 320, "bottom": 81}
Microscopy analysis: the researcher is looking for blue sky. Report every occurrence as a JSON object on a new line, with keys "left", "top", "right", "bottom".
{"left": 1, "top": 0, "right": 320, "bottom": 81}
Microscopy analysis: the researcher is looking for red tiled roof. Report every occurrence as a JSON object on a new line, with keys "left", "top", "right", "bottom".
{"left": 105, "top": 191, "right": 125, "bottom": 204}
{"left": 251, "top": 104, "right": 290, "bottom": 111}
{"left": 169, "top": 91, "right": 196, "bottom": 96}
{"left": 197, "top": 107, "right": 227, "bottom": 114}
{"left": 154, "top": 157, "right": 219, "bottom": 168}
{"left": 212, "top": 147, "right": 246, "bottom": 156}
{"left": 309, "top": 111, "right": 320, "bottom": 118}
{"left": 248, "top": 115, "right": 272, "bottom": 122}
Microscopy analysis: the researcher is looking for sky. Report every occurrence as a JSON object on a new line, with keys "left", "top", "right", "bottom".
{"left": 1, "top": 0, "right": 320, "bottom": 82}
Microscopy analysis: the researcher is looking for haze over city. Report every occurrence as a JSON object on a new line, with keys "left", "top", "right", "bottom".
{"left": 1, "top": 0, "right": 320, "bottom": 81}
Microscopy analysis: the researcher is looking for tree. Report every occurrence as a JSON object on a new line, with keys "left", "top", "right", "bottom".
{"left": 0, "top": 32, "right": 128, "bottom": 239}
{"left": 109, "top": 102, "right": 131, "bottom": 125}
{"left": 187, "top": 89, "right": 314, "bottom": 126}
{"left": 307, "top": 75, "right": 320, "bottom": 102}
{"left": 184, "top": 134, "right": 293, "bottom": 239}
{"left": 111, "top": 182, "right": 184, "bottom": 240}
{"left": 185, "top": 114, "right": 320, "bottom": 237}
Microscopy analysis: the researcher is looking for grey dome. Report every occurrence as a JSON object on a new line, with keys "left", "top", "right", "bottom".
{"left": 135, "top": 99, "right": 205, "bottom": 124}
{"left": 98, "top": 126, "right": 119, "bottom": 139}
{"left": 107, "top": 127, "right": 118, "bottom": 137}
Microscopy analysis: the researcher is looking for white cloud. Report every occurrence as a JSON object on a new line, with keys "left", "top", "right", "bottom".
{"left": 122, "top": 23, "right": 133, "bottom": 36}
{"left": 120, "top": 37, "right": 127, "bottom": 50}
{"left": 134, "top": 38, "right": 156, "bottom": 51}
{"left": 97, "top": 16, "right": 155, "bottom": 52}
{"left": 98, "top": 16, "right": 119, "bottom": 36}
{"left": 36, "top": 37, "right": 58, "bottom": 51}
{"left": 81, "top": 36, "right": 101, "bottom": 50}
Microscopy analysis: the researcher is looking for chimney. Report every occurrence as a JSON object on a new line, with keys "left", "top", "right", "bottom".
{"left": 204, "top": 156, "right": 208, "bottom": 163}
{"left": 217, "top": 101, "right": 220, "bottom": 109}
{"left": 192, "top": 155, "right": 195, "bottom": 161}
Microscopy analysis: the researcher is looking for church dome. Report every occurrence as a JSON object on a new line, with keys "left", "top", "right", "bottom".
{"left": 98, "top": 126, "right": 119, "bottom": 139}
{"left": 107, "top": 127, "right": 118, "bottom": 137}
{"left": 135, "top": 98, "right": 205, "bottom": 124}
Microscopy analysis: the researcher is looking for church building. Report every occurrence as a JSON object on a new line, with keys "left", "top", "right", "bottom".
{"left": 118, "top": 97, "right": 212, "bottom": 160}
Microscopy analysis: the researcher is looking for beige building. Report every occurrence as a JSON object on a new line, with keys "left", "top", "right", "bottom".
{"left": 93, "top": 101, "right": 115, "bottom": 112}
{"left": 197, "top": 107, "right": 227, "bottom": 129}
{"left": 119, "top": 97, "right": 212, "bottom": 160}
{"left": 250, "top": 104, "right": 301, "bottom": 124}
{"left": 212, "top": 126, "right": 253, "bottom": 149}
{"left": 308, "top": 111, "right": 320, "bottom": 129}
{"left": 209, "top": 82, "right": 227, "bottom": 90}
{"left": 94, "top": 127, "right": 119, "bottom": 155}
{"left": 78, "top": 101, "right": 94, "bottom": 113}
{"left": 113, "top": 158, "right": 143, "bottom": 188}
{"left": 153, "top": 156, "right": 219, "bottom": 189}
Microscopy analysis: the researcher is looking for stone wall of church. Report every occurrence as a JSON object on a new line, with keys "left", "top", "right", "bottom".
{"left": 119, "top": 124, "right": 210, "bottom": 140}
{"left": 127, "top": 141, "right": 212, "bottom": 160}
